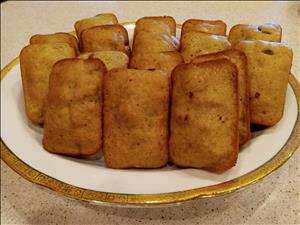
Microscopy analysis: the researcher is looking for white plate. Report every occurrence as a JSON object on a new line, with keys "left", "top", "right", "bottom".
{"left": 1, "top": 23, "right": 300, "bottom": 206}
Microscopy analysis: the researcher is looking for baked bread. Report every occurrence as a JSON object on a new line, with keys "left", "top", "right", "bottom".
{"left": 103, "top": 69, "right": 169, "bottom": 168}
{"left": 180, "top": 31, "right": 231, "bottom": 63}
{"left": 74, "top": 13, "right": 118, "bottom": 40}
{"left": 43, "top": 58, "right": 107, "bottom": 156}
{"left": 181, "top": 19, "right": 226, "bottom": 36}
{"left": 192, "top": 49, "right": 251, "bottom": 145}
{"left": 30, "top": 32, "right": 79, "bottom": 53}
{"left": 81, "top": 24, "right": 129, "bottom": 54}
{"left": 234, "top": 40, "right": 292, "bottom": 126}
{"left": 79, "top": 51, "right": 129, "bottom": 70}
{"left": 19, "top": 43, "right": 76, "bottom": 124}
{"left": 129, "top": 51, "right": 182, "bottom": 74}
{"left": 135, "top": 16, "right": 176, "bottom": 36}
{"left": 170, "top": 59, "right": 239, "bottom": 172}
{"left": 228, "top": 23, "right": 282, "bottom": 45}
{"left": 132, "top": 31, "right": 178, "bottom": 55}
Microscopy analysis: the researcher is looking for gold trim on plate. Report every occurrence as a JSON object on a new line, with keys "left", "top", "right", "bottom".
{"left": 1, "top": 22, "right": 300, "bottom": 206}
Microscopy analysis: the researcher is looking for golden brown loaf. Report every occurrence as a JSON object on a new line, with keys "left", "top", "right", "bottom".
{"left": 103, "top": 69, "right": 169, "bottom": 168}
{"left": 79, "top": 51, "right": 129, "bottom": 70}
{"left": 170, "top": 59, "right": 239, "bottom": 172}
{"left": 180, "top": 31, "right": 231, "bottom": 63}
{"left": 131, "top": 15, "right": 179, "bottom": 76}
{"left": 43, "top": 58, "right": 107, "bottom": 156}
{"left": 29, "top": 32, "right": 79, "bottom": 53}
{"left": 19, "top": 43, "right": 76, "bottom": 124}
{"left": 129, "top": 51, "right": 183, "bottom": 75}
{"left": 135, "top": 16, "right": 176, "bottom": 36}
{"left": 132, "top": 15, "right": 178, "bottom": 54}
{"left": 181, "top": 19, "right": 227, "bottom": 36}
{"left": 132, "top": 31, "right": 178, "bottom": 55}
{"left": 234, "top": 40, "right": 292, "bottom": 126}
{"left": 192, "top": 49, "right": 251, "bottom": 145}
{"left": 80, "top": 24, "right": 129, "bottom": 54}
{"left": 74, "top": 13, "right": 118, "bottom": 40}
{"left": 228, "top": 23, "right": 282, "bottom": 45}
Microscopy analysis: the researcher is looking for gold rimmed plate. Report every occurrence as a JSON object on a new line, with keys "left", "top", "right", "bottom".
{"left": 1, "top": 22, "right": 299, "bottom": 207}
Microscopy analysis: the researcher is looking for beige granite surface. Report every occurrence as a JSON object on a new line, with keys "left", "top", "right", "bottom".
{"left": 1, "top": 1, "right": 300, "bottom": 224}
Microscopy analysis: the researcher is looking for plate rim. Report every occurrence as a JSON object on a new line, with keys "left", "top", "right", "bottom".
{"left": 1, "top": 22, "right": 300, "bottom": 207}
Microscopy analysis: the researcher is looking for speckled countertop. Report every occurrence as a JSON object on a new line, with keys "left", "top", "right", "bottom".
{"left": 1, "top": 1, "right": 300, "bottom": 224}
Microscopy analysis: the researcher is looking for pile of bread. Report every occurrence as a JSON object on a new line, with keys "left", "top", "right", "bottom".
{"left": 19, "top": 13, "right": 293, "bottom": 172}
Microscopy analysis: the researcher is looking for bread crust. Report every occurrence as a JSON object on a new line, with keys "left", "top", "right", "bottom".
{"left": 43, "top": 58, "right": 107, "bottom": 156}
{"left": 181, "top": 19, "right": 227, "bottom": 36}
{"left": 192, "top": 49, "right": 251, "bottom": 145}
{"left": 19, "top": 43, "right": 76, "bottom": 124}
{"left": 103, "top": 69, "right": 170, "bottom": 168}
{"left": 234, "top": 40, "right": 292, "bottom": 126}
{"left": 170, "top": 59, "right": 239, "bottom": 172}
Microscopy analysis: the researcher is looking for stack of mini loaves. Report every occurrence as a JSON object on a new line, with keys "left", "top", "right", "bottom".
{"left": 19, "top": 13, "right": 293, "bottom": 172}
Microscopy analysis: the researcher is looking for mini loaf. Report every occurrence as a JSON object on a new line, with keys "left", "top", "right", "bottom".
{"left": 79, "top": 51, "right": 129, "bottom": 70}
{"left": 228, "top": 23, "right": 282, "bottom": 45}
{"left": 180, "top": 31, "right": 231, "bottom": 63}
{"left": 80, "top": 24, "right": 130, "bottom": 54}
{"left": 131, "top": 15, "right": 179, "bottom": 76}
{"left": 30, "top": 32, "right": 79, "bottom": 53}
{"left": 132, "top": 31, "right": 178, "bottom": 55}
{"left": 170, "top": 59, "right": 239, "bottom": 172}
{"left": 129, "top": 51, "right": 183, "bottom": 75}
{"left": 43, "top": 58, "right": 107, "bottom": 156}
{"left": 103, "top": 69, "right": 170, "bottom": 169}
{"left": 192, "top": 49, "right": 251, "bottom": 145}
{"left": 181, "top": 19, "right": 227, "bottom": 36}
{"left": 134, "top": 16, "right": 176, "bottom": 36}
{"left": 20, "top": 43, "right": 76, "bottom": 124}
{"left": 234, "top": 40, "right": 292, "bottom": 126}
{"left": 74, "top": 13, "right": 118, "bottom": 40}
